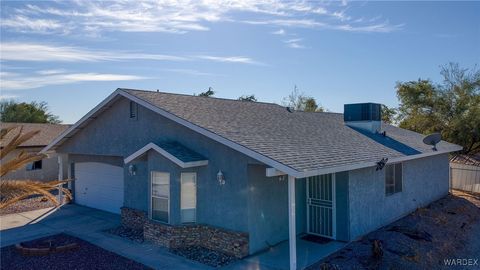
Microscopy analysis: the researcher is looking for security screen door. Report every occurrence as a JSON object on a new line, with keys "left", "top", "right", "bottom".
{"left": 307, "top": 173, "right": 336, "bottom": 238}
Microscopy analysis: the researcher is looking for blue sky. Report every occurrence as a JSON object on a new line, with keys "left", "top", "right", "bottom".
{"left": 1, "top": 1, "right": 479, "bottom": 124}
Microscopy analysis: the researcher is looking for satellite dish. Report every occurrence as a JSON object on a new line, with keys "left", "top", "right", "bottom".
{"left": 423, "top": 133, "right": 441, "bottom": 151}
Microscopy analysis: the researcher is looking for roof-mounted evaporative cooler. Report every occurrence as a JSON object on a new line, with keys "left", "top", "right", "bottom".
{"left": 344, "top": 103, "right": 382, "bottom": 134}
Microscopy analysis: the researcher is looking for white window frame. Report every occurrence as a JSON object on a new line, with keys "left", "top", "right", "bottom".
{"left": 385, "top": 162, "right": 403, "bottom": 196}
{"left": 180, "top": 172, "right": 197, "bottom": 223}
{"left": 150, "top": 171, "right": 170, "bottom": 224}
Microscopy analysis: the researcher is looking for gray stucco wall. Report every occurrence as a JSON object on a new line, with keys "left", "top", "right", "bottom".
{"left": 348, "top": 153, "right": 450, "bottom": 240}
{"left": 58, "top": 97, "right": 252, "bottom": 233}
{"left": 246, "top": 169, "right": 350, "bottom": 253}
{"left": 246, "top": 164, "right": 309, "bottom": 254}
{"left": 2, "top": 149, "right": 67, "bottom": 181}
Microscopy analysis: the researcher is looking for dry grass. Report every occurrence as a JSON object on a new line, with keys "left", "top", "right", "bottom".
{"left": 0, "top": 126, "right": 72, "bottom": 209}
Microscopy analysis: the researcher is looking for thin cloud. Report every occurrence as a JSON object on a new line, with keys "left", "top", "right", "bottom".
{"left": 1, "top": 1, "right": 403, "bottom": 35}
{"left": 244, "top": 19, "right": 402, "bottom": 33}
{"left": 195, "top": 55, "right": 263, "bottom": 65}
{"left": 0, "top": 15, "right": 65, "bottom": 34}
{"left": 244, "top": 19, "right": 325, "bottom": 28}
{"left": 0, "top": 43, "right": 187, "bottom": 62}
{"left": 0, "top": 94, "right": 19, "bottom": 100}
{"left": 36, "top": 69, "right": 68, "bottom": 75}
{"left": 272, "top": 29, "right": 286, "bottom": 35}
{"left": 0, "top": 43, "right": 262, "bottom": 65}
{"left": 284, "top": 38, "right": 305, "bottom": 49}
{"left": 1, "top": 71, "right": 147, "bottom": 90}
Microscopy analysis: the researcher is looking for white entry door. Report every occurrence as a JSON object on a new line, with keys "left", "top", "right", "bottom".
{"left": 75, "top": 162, "right": 124, "bottom": 214}
{"left": 307, "top": 173, "right": 336, "bottom": 238}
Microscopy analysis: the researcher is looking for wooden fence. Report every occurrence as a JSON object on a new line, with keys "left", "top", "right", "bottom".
{"left": 450, "top": 163, "right": 480, "bottom": 194}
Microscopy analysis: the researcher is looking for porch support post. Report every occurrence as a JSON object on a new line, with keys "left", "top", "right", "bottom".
{"left": 67, "top": 160, "right": 72, "bottom": 189}
{"left": 57, "top": 155, "right": 64, "bottom": 205}
{"left": 288, "top": 175, "right": 297, "bottom": 270}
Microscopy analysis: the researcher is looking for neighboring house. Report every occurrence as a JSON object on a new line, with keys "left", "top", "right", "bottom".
{"left": 450, "top": 154, "right": 480, "bottom": 193}
{"left": 42, "top": 89, "right": 461, "bottom": 269}
{"left": 1, "top": 123, "right": 69, "bottom": 181}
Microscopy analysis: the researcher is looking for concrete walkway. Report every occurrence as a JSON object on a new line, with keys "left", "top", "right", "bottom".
{"left": 0, "top": 204, "right": 211, "bottom": 270}
{"left": 1, "top": 205, "right": 343, "bottom": 270}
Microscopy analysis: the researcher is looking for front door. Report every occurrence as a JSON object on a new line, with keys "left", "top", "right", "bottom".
{"left": 307, "top": 173, "right": 336, "bottom": 239}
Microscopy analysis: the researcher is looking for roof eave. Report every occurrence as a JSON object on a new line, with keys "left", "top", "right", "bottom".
{"left": 295, "top": 146, "right": 463, "bottom": 178}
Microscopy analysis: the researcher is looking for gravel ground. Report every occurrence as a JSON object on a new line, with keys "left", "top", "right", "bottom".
{"left": 0, "top": 233, "right": 153, "bottom": 270}
{"left": 170, "top": 246, "right": 238, "bottom": 268}
{"left": 0, "top": 191, "right": 64, "bottom": 216}
{"left": 307, "top": 190, "right": 480, "bottom": 270}
{"left": 104, "top": 226, "right": 144, "bottom": 243}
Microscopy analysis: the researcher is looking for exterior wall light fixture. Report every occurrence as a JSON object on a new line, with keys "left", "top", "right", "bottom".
{"left": 128, "top": 164, "right": 137, "bottom": 176}
{"left": 217, "top": 170, "right": 225, "bottom": 185}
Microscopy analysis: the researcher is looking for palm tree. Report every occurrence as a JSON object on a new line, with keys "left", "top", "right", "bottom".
{"left": 0, "top": 126, "right": 71, "bottom": 209}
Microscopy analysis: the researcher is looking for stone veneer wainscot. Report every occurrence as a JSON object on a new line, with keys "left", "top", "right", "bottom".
{"left": 121, "top": 207, "right": 249, "bottom": 258}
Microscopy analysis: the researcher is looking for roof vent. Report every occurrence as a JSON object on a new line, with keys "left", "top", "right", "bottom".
{"left": 286, "top": 107, "right": 294, "bottom": 113}
{"left": 344, "top": 103, "right": 382, "bottom": 133}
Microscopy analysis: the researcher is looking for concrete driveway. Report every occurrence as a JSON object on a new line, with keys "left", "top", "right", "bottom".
{"left": 0, "top": 204, "right": 211, "bottom": 270}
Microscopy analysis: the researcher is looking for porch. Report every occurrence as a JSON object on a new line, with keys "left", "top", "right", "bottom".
{"left": 238, "top": 236, "right": 346, "bottom": 270}
{"left": 261, "top": 169, "right": 349, "bottom": 270}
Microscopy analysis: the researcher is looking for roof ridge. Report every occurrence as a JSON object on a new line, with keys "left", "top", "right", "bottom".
{"left": 118, "top": 88, "right": 286, "bottom": 108}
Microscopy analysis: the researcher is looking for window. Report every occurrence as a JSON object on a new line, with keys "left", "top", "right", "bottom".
{"left": 181, "top": 173, "right": 197, "bottom": 223}
{"left": 129, "top": 101, "right": 137, "bottom": 119}
{"left": 26, "top": 160, "right": 42, "bottom": 171}
{"left": 385, "top": 163, "right": 402, "bottom": 195}
{"left": 151, "top": 172, "right": 169, "bottom": 223}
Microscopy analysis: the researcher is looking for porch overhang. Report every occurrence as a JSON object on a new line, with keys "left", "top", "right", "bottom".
{"left": 124, "top": 142, "right": 208, "bottom": 168}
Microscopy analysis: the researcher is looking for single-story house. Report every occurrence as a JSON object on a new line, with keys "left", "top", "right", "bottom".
{"left": 1, "top": 123, "right": 69, "bottom": 181}
{"left": 41, "top": 88, "right": 461, "bottom": 269}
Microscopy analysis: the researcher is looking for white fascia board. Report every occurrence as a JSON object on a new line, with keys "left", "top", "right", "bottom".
{"left": 266, "top": 168, "right": 287, "bottom": 177}
{"left": 296, "top": 146, "right": 463, "bottom": 178}
{"left": 124, "top": 142, "right": 208, "bottom": 168}
{"left": 40, "top": 89, "right": 122, "bottom": 153}
{"left": 117, "top": 90, "right": 300, "bottom": 176}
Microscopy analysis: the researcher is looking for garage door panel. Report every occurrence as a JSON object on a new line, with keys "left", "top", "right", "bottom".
{"left": 75, "top": 162, "right": 124, "bottom": 214}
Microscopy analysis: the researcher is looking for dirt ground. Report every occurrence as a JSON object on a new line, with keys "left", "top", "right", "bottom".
{"left": 307, "top": 190, "right": 480, "bottom": 270}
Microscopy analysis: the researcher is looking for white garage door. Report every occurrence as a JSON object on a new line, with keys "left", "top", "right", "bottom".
{"left": 75, "top": 162, "right": 124, "bottom": 214}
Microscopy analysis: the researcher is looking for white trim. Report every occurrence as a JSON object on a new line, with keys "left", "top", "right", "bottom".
{"left": 41, "top": 88, "right": 462, "bottom": 178}
{"left": 288, "top": 175, "right": 297, "bottom": 270}
{"left": 124, "top": 142, "right": 208, "bottom": 168}
{"left": 266, "top": 168, "right": 286, "bottom": 177}
{"left": 57, "top": 155, "right": 64, "bottom": 204}
{"left": 296, "top": 147, "right": 462, "bottom": 178}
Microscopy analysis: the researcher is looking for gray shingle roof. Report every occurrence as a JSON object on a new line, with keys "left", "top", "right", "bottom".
{"left": 1, "top": 123, "right": 70, "bottom": 148}
{"left": 123, "top": 89, "right": 461, "bottom": 173}
{"left": 158, "top": 141, "right": 207, "bottom": 163}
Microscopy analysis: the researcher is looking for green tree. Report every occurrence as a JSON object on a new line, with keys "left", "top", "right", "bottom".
{"left": 238, "top": 94, "right": 257, "bottom": 102}
{"left": 282, "top": 85, "right": 324, "bottom": 112}
{"left": 0, "top": 101, "right": 61, "bottom": 124}
{"left": 198, "top": 87, "right": 215, "bottom": 97}
{"left": 396, "top": 63, "right": 480, "bottom": 154}
{"left": 381, "top": 105, "right": 397, "bottom": 125}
